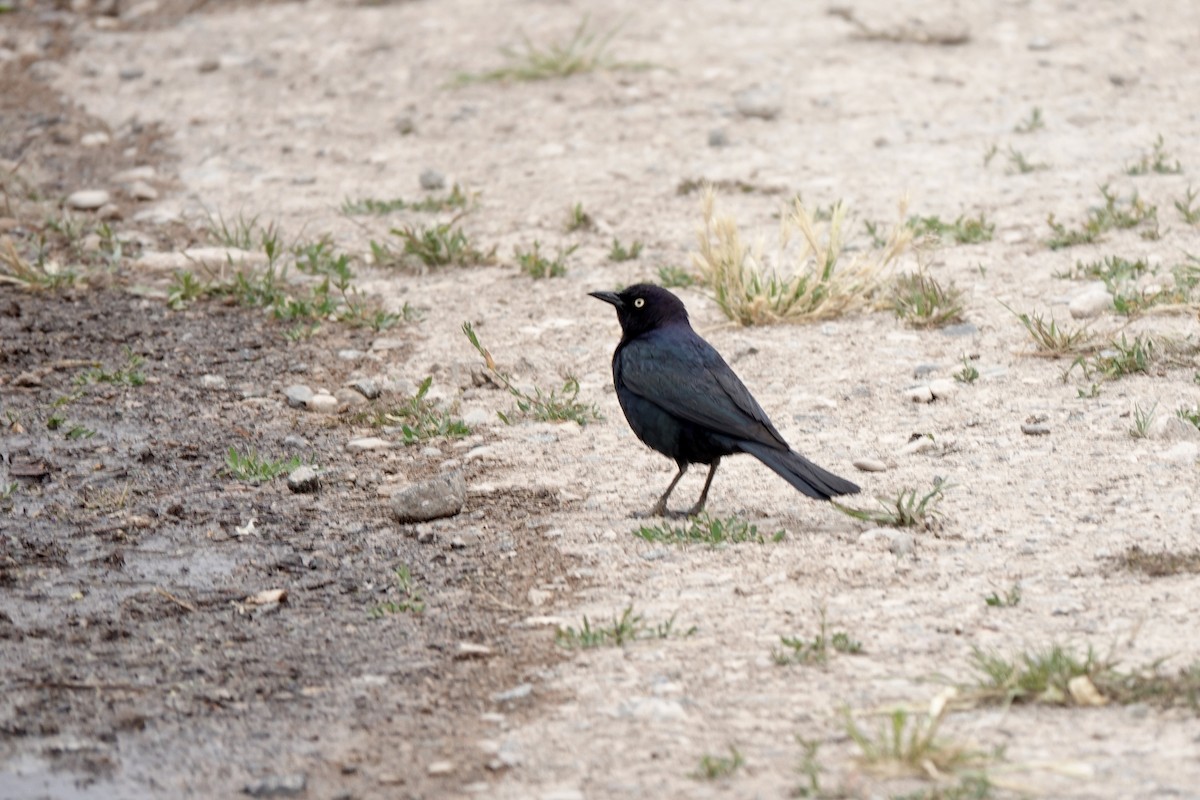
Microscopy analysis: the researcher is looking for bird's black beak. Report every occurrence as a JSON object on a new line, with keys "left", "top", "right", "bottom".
{"left": 588, "top": 290, "right": 623, "bottom": 309}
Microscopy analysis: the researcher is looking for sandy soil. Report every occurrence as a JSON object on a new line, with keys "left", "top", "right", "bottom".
{"left": 4, "top": 0, "right": 1200, "bottom": 797}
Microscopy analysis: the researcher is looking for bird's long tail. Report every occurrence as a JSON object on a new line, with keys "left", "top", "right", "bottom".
{"left": 738, "top": 441, "right": 860, "bottom": 500}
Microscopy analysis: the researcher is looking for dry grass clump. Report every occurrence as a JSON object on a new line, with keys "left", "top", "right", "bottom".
{"left": 692, "top": 189, "right": 912, "bottom": 325}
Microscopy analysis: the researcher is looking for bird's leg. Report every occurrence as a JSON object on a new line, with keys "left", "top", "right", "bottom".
{"left": 686, "top": 459, "right": 721, "bottom": 517}
{"left": 646, "top": 464, "right": 688, "bottom": 517}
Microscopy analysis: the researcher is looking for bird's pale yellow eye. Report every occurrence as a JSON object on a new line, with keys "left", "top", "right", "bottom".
{"left": 634, "top": 298, "right": 645, "bottom": 308}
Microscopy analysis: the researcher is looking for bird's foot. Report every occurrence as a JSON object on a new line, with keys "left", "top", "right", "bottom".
{"left": 684, "top": 502, "right": 707, "bottom": 518}
{"left": 634, "top": 502, "right": 690, "bottom": 519}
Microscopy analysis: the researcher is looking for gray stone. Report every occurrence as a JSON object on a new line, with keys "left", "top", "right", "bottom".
{"left": 308, "top": 393, "right": 338, "bottom": 413}
{"left": 913, "top": 363, "right": 942, "bottom": 378}
{"left": 284, "top": 385, "right": 313, "bottom": 408}
{"left": 887, "top": 531, "right": 914, "bottom": 556}
{"left": 128, "top": 180, "right": 158, "bottom": 201}
{"left": 111, "top": 166, "right": 156, "bottom": 183}
{"left": 283, "top": 434, "right": 310, "bottom": 451}
{"left": 286, "top": 466, "right": 320, "bottom": 494}
{"left": 346, "top": 436, "right": 389, "bottom": 453}
{"left": 928, "top": 378, "right": 957, "bottom": 400}
{"left": 1021, "top": 423, "right": 1051, "bottom": 436}
{"left": 243, "top": 773, "right": 306, "bottom": 797}
{"left": 66, "top": 189, "right": 110, "bottom": 210}
{"left": 391, "top": 472, "right": 466, "bottom": 523}
{"left": 941, "top": 322, "right": 979, "bottom": 338}
{"left": 118, "top": 66, "right": 144, "bottom": 81}
{"left": 97, "top": 203, "right": 122, "bottom": 221}
{"left": 707, "top": 129, "right": 729, "bottom": 147}
{"left": 350, "top": 378, "right": 380, "bottom": 400}
{"left": 199, "top": 374, "right": 227, "bottom": 389}
{"left": 734, "top": 85, "right": 782, "bottom": 119}
{"left": 334, "top": 388, "right": 368, "bottom": 409}
{"left": 395, "top": 115, "right": 415, "bottom": 135}
{"left": 81, "top": 132, "right": 110, "bottom": 147}
{"left": 419, "top": 168, "right": 445, "bottom": 190}
{"left": 1149, "top": 415, "right": 1200, "bottom": 442}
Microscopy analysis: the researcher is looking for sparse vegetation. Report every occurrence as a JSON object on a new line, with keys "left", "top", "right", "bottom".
{"left": 953, "top": 356, "right": 979, "bottom": 384}
{"left": 515, "top": 241, "right": 577, "bottom": 278}
{"left": 984, "top": 584, "right": 1021, "bottom": 608}
{"left": 634, "top": 513, "right": 785, "bottom": 546}
{"left": 1177, "top": 403, "right": 1200, "bottom": 431}
{"left": 608, "top": 237, "right": 643, "bottom": 262}
{"left": 1174, "top": 185, "right": 1200, "bottom": 225}
{"left": 656, "top": 264, "right": 696, "bottom": 288}
{"left": 369, "top": 565, "right": 425, "bottom": 617}
{"left": 353, "top": 377, "right": 471, "bottom": 444}
{"left": 1111, "top": 544, "right": 1200, "bottom": 577}
{"left": 75, "top": 347, "right": 146, "bottom": 387}
{"left": 835, "top": 480, "right": 947, "bottom": 529}
{"left": 1061, "top": 255, "right": 1196, "bottom": 317}
{"left": 1068, "top": 333, "right": 1156, "bottom": 381}
{"left": 1046, "top": 185, "right": 1159, "bottom": 249}
{"left": 844, "top": 694, "right": 990, "bottom": 778}
{"left": 1125, "top": 134, "right": 1182, "bottom": 176}
{"left": 773, "top": 609, "right": 863, "bottom": 666}
{"left": 385, "top": 220, "right": 495, "bottom": 269}
{"left": 1129, "top": 401, "right": 1157, "bottom": 439}
{"left": 692, "top": 747, "right": 744, "bottom": 780}
{"left": 907, "top": 213, "right": 994, "bottom": 245}
{"left": 1004, "top": 304, "right": 1097, "bottom": 357}
{"left": 1005, "top": 146, "right": 1049, "bottom": 174}
{"left": 694, "top": 190, "right": 912, "bottom": 325}
{"left": 456, "top": 16, "right": 646, "bottom": 84}
{"left": 1013, "top": 106, "right": 1044, "bottom": 134}
{"left": 463, "top": 322, "right": 602, "bottom": 424}
{"left": 224, "top": 448, "right": 302, "bottom": 482}
{"left": 890, "top": 272, "right": 966, "bottom": 328}
{"left": 341, "top": 184, "right": 471, "bottom": 215}
{"left": 555, "top": 605, "right": 695, "bottom": 649}
{"left": 565, "top": 202, "right": 594, "bottom": 232}
{"left": 0, "top": 235, "right": 78, "bottom": 289}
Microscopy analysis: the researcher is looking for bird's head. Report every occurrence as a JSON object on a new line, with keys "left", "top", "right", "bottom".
{"left": 588, "top": 283, "right": 690, "bottom": 340}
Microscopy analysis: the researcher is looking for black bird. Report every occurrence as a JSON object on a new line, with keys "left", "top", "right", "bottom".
{"left": 590, "top": 284, "right": 860, "bottom": 516}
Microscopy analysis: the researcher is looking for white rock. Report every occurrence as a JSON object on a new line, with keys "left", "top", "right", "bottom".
{"left": 853, "top": 458, "right": 887, "bottom": 473}
{"left": 111, "top": 166, "right": 156, "bottom": 183}
{"left": 1149, "top": 415, "right": 1200, "bottom": 442}
{"left": 734, "top": 85, "right": 782, "bottom": 119}
{"left": 80, "top": 132, "right": 110, "bottom": 147}
{"left": 899, "top": 436, "right": 936, "bottom": 456}
{"left": 308, "top": 393, "right": 338, "bottom": 413}
{"left": 347, "top": 437, "right": 390, "bottom": 453}
{"left": 129, "top": 181, "right": 158, "bottom": 201}
{"left": 1068, "top": 283, "right": 1112, "bottom": 319}
{"left": 928, "top": 379, "right": 957, "bottom": 400}
{"left": 426, "top": 761, "right": 454, "bottom": 776}
{"left": 66, "top": 189, "right": 110, "bottom": 210}
{"left": 199, "top": 374, "right": 227, "bottom": 389}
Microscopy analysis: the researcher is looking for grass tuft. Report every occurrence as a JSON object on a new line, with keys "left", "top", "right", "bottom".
{"left": 515, "top": 241, "right": 577, "bottom": 278}
{"left": 385, "top": 220, "right": 495, "bottom": 269}
{"left": 1125, "top": 134, "right": 1182, "bottom": 176}
{"left": 456, "top": 16, "right": 648, "bottom": 84}
{"left": 772, "top": 608, "right": 863, "bottom": 666}
{"left": 1046, "top": 185, "right": 1159, "bottom": 249}
{"left": 1003, "top": 303, "right": 1097, "bottom": 357}
{"left": 694, "top": 189, "right": 912, "bottom": 325}
{"left": 907, "top": 213, "right": 994, "bottom": 245}
{"left": 608, "top": 237, "right": 643, "bottom": 262}
{"left": 844, "top": 692, "right": 989, "bottom": 779}
{"left": 890, "top": 272, "right": 966, "bottom": 328}
{"left": 369, "top": 565, "right": 425, "bottom": 617}
{"left": 225, "top": 448, "right": 302, "bottom": 482}
{"left": 835, "top": 480, "right": 947, "bottom": 529}
{"left": 353, "top": 377, "right": 471, "bottom": 444}
{"left": 692, "top": 747, "right": 744, "bottom": 780}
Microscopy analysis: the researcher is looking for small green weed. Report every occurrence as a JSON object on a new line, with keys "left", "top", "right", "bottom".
{"left": 1046, "top": 185, "right": 1159, "bottom": 249}
{"left": 844, "top": 697, "right": 988, "bottom": 778}
{"left": 1177, "top": 404, "right": 1200, "bottom": 430}
{"left": 890, "top": 272, "right": 966, "bottom": 328}
{"left": 1013, "top": 106, "right": 1044, "bottom": 134}
{"left": 1175, "top": 185, "right": 1200, "bottom": 225}
{"left": 984, "top": 584, "right": 1021, "bottom": 608}
{"left": 981, "top": 143, "right": 999, "bottom": 167}
{"left": 75, "top": 347, "right": 146, "bottom": 387}
{"left": 1129, "top": 401, "right": 1157, "bottom": 439}
{"left": 370, "top": 565, "right": 425, "bottom": 617}
{"left": 389, "top": 220, "right": 494, "bottom": 269}
{"left": 692, "top": 747, "right": 744, "bottom": 780}
{"left": 835, "top": 480, "right": 947, "bottom": 529}
{"left": 463, "top": 322, "right": 602, "bottom": 425}
{"left": 1005, "top": 146, "right": 1049, "bottom": 174}
{"left": 167, "top": 270, "right": 208, "bottom": 309}
{"left": 355, "top": 376, "right": 471, "bottom": 444}
{"left": 564, "top": 202, "right": 594, "bottom": 232}
{"left": 656, "top": 264, "right": 696, "bottom": 288}
{"left": 224, "top": 448, "right": 301, "bottom": 482}
{"left": 1126, "top": 134, "right": 1182, "bottom": 176}
{"left": 1004, "top": 304, "right": 1096, "bottom": 357}
{"left": 634, "top": 513, "right": 784, "bottom": 546}
{"left": 967, "top": 644, "right": 1106, "bottom": 706}
{"left": 341, "top": 184, "right": 471, "bottom": 215}
{"left": 1068, "top": 333, "right": 1155, "bottom": 381}
{"left": 515, "top": 241, "right": 577, "bottom": 278}
{"left": 907, "top": 214, "right": 994, "bottom": 245}
{"left": 608, "top": 237, "right": 643, "bottom": 262}
{"left": 953, "top": 356, "right": 979, "bottom": 384}
{"left": 773, "top": 609, "right": 863, "bottom": 666}
{"left": 555, "top": 605, "right": 695, "bottom": 649}
{"left": 457, "top": 16, "right": 646, "bottom": 84}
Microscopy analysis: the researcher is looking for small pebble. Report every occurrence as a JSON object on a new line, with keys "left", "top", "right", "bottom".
{"left": 66, "top": 189, "right": 110, "bottom": 210}
{"left": 395, "top": 115, "right": 415, "bottom": 135}
{"left": 1021, "top": 423, "right": 1051, "bottom": 436}
{"left": 243, "top": 773, "right": 307, "bottom": 797}
{"left": 308, "top": 393, "right": 338, "bottom": 413}
{"left": 887, "top": 531, "right": 914, "bottom": 556}
{"left": 118, "top": 66, "right": 145, "bottom": 81}
{"left": 898, "top": 436, "right": 936, "bottom": 456}
{"left": 707, "top": 129, "right": 729, "bottom": 147}
{"left": 427, "top": 761, "right": 454, "bottom": 777}
{"left": 492, "top": 683, "right": 533, "bottom": 703}
{"left": 81, "top": 132, "right": 110, "bottom": 147}
{"left": 286, "top": 466, "right": 320, "bottom": 494}
{"left": 129, "top": 180, "right": 158, "bottom": 201}
{"left": 199, "top": 374, "right": 227, "bottom": 389}
{"left": 906, "top": 385, "right": 934, "bottom": 403}
{"left": 197, "top": 58, "right": 220, "bottom": 73}
{"left": 853, "top": 458, "right": 887, "bottom": 473}
{"left": 928, "top": 379, "right": 957, "bottom": 400}
{"left": 419, "top": 169, "right": 445, "bottom": 190}
{"left": 734, "top": 85, "right": 782, "bottom": 119}
{"left": 347, "top": 437, "right": 389, "bottom": 453}
{"left": 1068, "top": 284, "right": 1112, "bottom": 319}
{"left": 391, "top": 472, "right": 467, "bottom": 523}
{"left": 284, "top": 385, "right": 313, "bottom": 409}
{"left": 350, "top": 378, "right": 380, "bottom": 400}
{"left": 97, "top": 204, "right": 122, "bottom": 220}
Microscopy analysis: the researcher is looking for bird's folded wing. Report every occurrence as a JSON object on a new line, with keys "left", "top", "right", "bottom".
{"left": 617, "top": 336, "right": 788, "bottom": 449}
